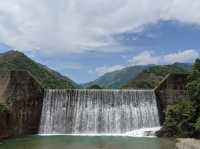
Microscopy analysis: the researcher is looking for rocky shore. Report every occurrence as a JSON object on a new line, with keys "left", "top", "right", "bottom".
{"left": 176, "top": 138, "right": 200, "bottom": 149}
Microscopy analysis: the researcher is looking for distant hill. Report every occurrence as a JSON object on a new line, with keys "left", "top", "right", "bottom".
{"left": 0, "top": 50, "right": 78, "bottom": 89}
{"left": 82, "top": 65, "right": 149, "bottom": 89}
{"left": 87, "top": 84, "right": 102, "bottom": 89}
{"left": 122, "top": 63, "right": 192, "bottom": 89}
{"left": 83, "top": 63, "right": 192, "bottom": 89}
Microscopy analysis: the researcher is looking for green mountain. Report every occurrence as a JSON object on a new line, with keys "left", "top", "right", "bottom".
{"left": 82, "top": 65, "right": 149, "bottom": 89}
{"left": 0, "top": 50, "right": 78, "bottom": 89}
{"left": 122, "top": 63, "right": 192, "bottom": 89}
{"left": 83, "top": 63, "right": 192, "bottom": 89}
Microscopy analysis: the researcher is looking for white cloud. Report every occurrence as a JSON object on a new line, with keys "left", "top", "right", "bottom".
{"left": 0, "top": 0, "right": 200, "bottom": 53}
{"left": 128, "top": 49, "right": 199, "bottom": 66}
{"left": 128, "top": 51, "right": 161, "bottom": 65}
{"left": 164, "top": 49, "right": 199, "bottom": 64}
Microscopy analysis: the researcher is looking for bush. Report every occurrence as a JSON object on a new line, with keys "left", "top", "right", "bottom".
{"left": 162, "top": 100, "right": 196, "bottom": 137}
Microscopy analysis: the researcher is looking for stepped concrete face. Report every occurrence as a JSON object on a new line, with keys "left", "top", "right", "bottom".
{"left": 155, "top": 73, "right": 189, "bottom": 123}
{"left": 176, "top": 139, "right": 200, "bottom": 149}
{"left": 0, "top": 71, "right": 43, "bottom": 139}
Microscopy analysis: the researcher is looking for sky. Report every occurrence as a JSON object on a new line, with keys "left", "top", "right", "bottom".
{"left": 0, "top": 0, "right": 200, "bottom": 83}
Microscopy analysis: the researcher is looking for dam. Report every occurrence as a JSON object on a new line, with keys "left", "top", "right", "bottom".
{"left": 39, "top": 89, "right": 160, "bottom": 136}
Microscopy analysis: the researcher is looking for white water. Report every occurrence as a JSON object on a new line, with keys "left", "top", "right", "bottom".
{"left": 39, "top": 127, "right": 161, "bottom": 137}
{"left": 39, "top": 89, "right": 160, "bottom": 136}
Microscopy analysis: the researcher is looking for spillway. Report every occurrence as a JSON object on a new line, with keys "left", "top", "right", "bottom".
{"left": 39, "top": 89, "right": 160, "bottom": 136}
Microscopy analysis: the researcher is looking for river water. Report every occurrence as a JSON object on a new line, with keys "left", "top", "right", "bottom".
{"left": 0, "top": 136, "right": 175, "bottom": 149}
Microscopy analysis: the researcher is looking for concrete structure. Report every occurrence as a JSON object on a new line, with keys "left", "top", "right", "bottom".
{"left": 0, "top": 71, "right": 43, "bottom": 139}
{"left": 155, "top": 73, "right": 189, "bottom": 123}
{"left": 0, "top": 71, "right": 190, "bottom": 139}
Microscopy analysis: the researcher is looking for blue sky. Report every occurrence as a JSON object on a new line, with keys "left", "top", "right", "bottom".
{"left": 0, "top": 1, "right": 200, "bottom": 83}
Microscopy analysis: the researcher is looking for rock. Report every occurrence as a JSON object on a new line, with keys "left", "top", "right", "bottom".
{"left": 176, "top": 138, "right": 200, "bottom": 149}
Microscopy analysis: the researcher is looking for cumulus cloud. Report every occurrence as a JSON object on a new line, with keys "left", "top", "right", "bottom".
{"left": 164, "top": 49, "right": 199, "bottom": 64}
{"left": 0, "top": 0, "right": 200, "bottom": 52}
{"left": 128, "top": 51, "right": 160, "bottom": 65}
{"left": 128, "top": 49, "right": 199, "bottom": 66}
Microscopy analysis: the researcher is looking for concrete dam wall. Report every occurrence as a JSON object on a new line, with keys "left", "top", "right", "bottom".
{"left": 0, "top": 71, "right": 189, "bottom": 138}
{"left": 0, "top": 71, "right": 43, "bottom": 139}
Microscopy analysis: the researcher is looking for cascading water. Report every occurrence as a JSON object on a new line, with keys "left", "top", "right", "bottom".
{"left": 39, "top": 89, "right": 160, "bottom": 136}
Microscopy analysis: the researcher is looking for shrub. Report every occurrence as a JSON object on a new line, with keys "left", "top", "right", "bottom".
{"left": 163, "top": 100, "right": 196, "bottom": 137}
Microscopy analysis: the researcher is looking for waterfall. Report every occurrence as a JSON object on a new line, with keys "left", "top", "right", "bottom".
{"left": 39, "top": 89, "right": 160, "bottom": 135}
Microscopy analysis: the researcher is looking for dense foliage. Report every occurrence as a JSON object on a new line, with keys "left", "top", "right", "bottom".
{"left": 159, "top": 59, "right": 200, "bottom": 138}
{"left": 187, "top": 59, "right": 200, "bottom": 102}
{"left": 122, "top": 63, "right": 191, "bottom": 89}
{"left": 159, "top": 100, "right": 196, "bottom": 137}
{"left": 0, "top": 51, "right": 77, "bottom": 89}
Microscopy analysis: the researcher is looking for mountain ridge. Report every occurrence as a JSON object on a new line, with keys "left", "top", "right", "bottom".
{"left": 82, "top": 65, "right": 149, "bottom": 89}
{"left": 0, "top": 50, "right": 78, "bottom": 89}
{"left": 122, "top": 63, "right": 192, "bottom": 89}
{"left": 83, "top": 63, "right": 192, "bottom": 89}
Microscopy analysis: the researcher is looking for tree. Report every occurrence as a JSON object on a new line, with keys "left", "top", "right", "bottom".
{"left": 187, "top": 59, "right": 200, "bottom": 103}
{"left": 162, "top": 100, "right": 196, "bottom": 137}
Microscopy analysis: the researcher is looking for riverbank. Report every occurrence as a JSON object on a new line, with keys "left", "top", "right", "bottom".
{"left": 176, "top": 138, "right": 200, "bottom": 149}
